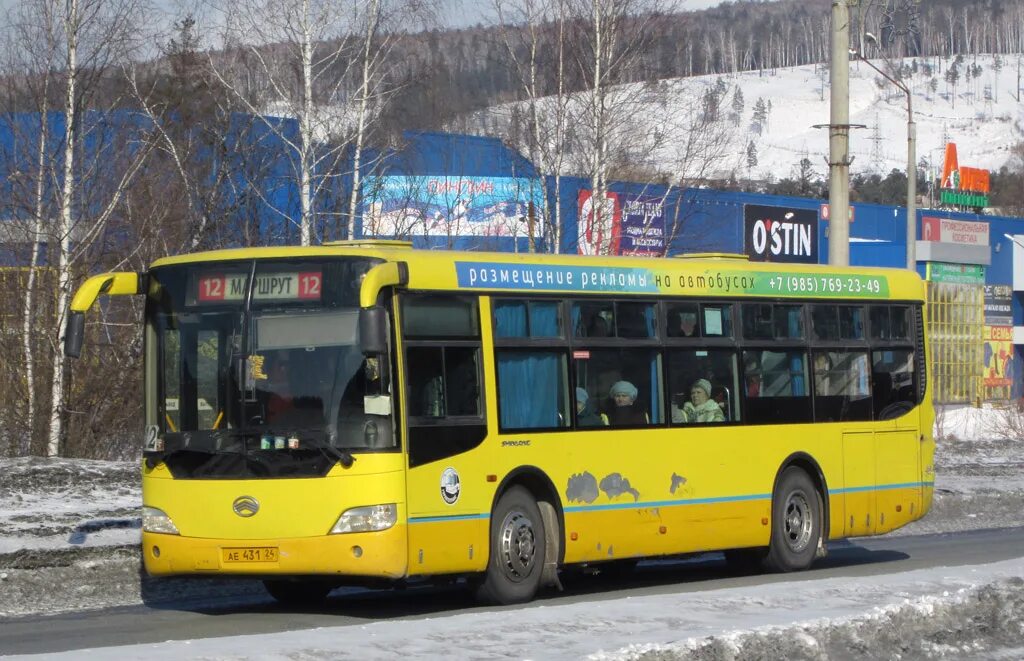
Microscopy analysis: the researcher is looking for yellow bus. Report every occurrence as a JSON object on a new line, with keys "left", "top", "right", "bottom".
{"left": 65, "top": 241, "right": 935, "bottom": 605}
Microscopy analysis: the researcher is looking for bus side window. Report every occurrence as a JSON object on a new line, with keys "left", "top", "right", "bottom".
{"left": 407, "top": 347, "right": 445, "bottom": 417}
{"left": 406, "top": 346, "right": 481, "bottom": 418}
{"left": 812, "top": 350, "right": 872, "bottom": 422}
{"left": 667, "top": 348, "right": 740, "bottom": 423}
{"left": 402, "top": 292, "right": 488, "bottom": 467}
{"left": 742, "top": 349, "right": 812, "bottom": 424}
{"left": 872, "top": 349, "right": 917, "bottom": 420}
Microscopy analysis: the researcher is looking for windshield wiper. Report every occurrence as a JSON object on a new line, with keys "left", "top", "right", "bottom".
{"left": 319, "top": 444, "right": 356, "bottom": 469}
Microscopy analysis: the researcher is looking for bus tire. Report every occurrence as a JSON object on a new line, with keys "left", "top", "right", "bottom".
{"left": 476, "top": 486, "right": 546, "bottom": 605}
{"left": 263, "top": 579, "right": 333, "bottom": 606}
{"left": 763, "top": 467, "right": 821, "bottom": 573}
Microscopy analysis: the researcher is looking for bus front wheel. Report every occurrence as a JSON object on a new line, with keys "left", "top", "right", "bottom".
{"left": 764, "top": 467, "right": 821, "bottom": 573}
{"left": 476, "top": 486, "right": 546, "bottom": 605}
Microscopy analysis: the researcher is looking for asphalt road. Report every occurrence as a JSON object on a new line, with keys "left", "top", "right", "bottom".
{"left": 3, "top": 526, "right": 1024, "bottom": 656}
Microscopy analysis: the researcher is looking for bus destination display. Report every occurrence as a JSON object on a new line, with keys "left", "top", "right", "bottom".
{"left": 196, "top": 272, "right": 323, "bottom": 302}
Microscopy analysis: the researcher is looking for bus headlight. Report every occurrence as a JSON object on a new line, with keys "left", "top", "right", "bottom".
{"left": 142, "top": 506, "right": 180, "bottom": 535}
{"left": 330, "top": 504, "right": 397, "bottom": 534}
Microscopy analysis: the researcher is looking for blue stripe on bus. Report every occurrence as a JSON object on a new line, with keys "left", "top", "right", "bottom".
{"left": 564, "top": 492, "right": 772, "bottom": 513}
{"left": 406, "top": 481, "right": 935, "bottom": 523}
{"left": 409, "top": 513, "right": 491, "bottom": 524}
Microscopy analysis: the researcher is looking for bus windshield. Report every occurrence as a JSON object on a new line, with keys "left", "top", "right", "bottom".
{"left": 145, "top": 257, "right": 394, "bottom": 479}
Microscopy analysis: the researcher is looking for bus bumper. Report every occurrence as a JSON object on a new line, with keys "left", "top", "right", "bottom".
{"left": 142, "top": 525, "right": 408, "bottom": 579}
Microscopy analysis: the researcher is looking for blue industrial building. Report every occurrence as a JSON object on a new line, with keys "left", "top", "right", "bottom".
{"left": 2, "top": 117, "right": 1021, "bottom": 401}
{"left": 368, "top": 132, "right": 1024, "bottom": 402}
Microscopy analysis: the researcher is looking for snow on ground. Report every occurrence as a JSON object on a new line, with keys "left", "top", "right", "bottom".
{"left": 9, "top": 559, "right": 1024, "bottom": 660}
{"left": 0, "top": 458, "right": 139, "bottom": 555}
{"left": 1, "top": 404, "right": 1023, "bottom": 659}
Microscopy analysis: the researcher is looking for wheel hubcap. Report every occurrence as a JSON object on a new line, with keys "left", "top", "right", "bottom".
{"left": 783, "top": 490, "right": 814, "bottom": 553}
{"left": 499, "top": 510, "right": 537, "bottom": 582}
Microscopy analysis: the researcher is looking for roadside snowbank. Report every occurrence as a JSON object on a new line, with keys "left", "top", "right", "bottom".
{"left": 13, "top": 558, "right": 1024, "bottom": 661}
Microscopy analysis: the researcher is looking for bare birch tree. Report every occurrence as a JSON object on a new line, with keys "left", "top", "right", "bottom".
{"left": 565, "top": 0, "right": 671, "bottom": 256}
{"left": 493, "top": 0, "right": 572, "bottom": 253}
{"left": 209, "top": 0, "right": 412, "bottom": 245}
{"left": 0, "top": 0, "right": 65, "bottom": 454}
{"left": 3, "top": 0, "right": 155, "bottom": 456}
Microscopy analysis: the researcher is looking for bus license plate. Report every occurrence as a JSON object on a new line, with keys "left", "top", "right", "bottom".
{"left": 222, "top": 547, "right": 279, "bottom": 563}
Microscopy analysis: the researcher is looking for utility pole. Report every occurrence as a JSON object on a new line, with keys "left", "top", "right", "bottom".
{"left": 828, "top": 0, "right": 853, "bottom": 266}
{"left": 906, "top": 100, "right": 916, "bottom": 270}
{"left": 853, "top": 37, "right": 917, "bottom": 270}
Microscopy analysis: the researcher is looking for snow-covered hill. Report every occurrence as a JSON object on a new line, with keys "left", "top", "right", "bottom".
{"left": 478, "top": 54, "right": 1024, "bottom": 184}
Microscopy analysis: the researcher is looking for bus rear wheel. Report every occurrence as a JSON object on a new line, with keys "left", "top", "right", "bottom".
{"left": 476, "top": 486, "right": 546, "bottom": 605}
{"left": 263, "top": 579, "right": 334, "bottom": 606}
{"left": 764, "top": 467, "right": 822, "bottom": 573}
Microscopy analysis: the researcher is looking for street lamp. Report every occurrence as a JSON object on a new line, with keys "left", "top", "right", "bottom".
{"left": 850, "top": 37, "right": 917, "bottom": 271}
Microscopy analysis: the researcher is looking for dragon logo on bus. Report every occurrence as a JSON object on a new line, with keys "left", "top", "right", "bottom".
{"left": 232, "top": 496, "right": 260, "bottom": 517}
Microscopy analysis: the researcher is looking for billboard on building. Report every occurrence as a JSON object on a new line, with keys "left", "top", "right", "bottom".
{"left": 927, "top": 262, "right": 986, "bottom": 285}
{"left": 920, "top": 216, "right": 990, "bottom": 245}
{"left": 360, "top": 176, "right": 544, "bottom": 241}
{"left": 984, "top": 285, "right": 1014, "bottom": 390}
{"left": 577, "top": 190, "right": 665, "bottom": 256}
{"left": 984, "top": 285, "right": 1013, "bottom": 325}
{"left": 743, "top": 204, "right": 818, "bottom": 263}
{"left": 984, "top": 325, "right": 1014, "bottom": 388}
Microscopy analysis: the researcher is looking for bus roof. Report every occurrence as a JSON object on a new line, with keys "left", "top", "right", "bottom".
{"left": 149, "top": 243, "right": 925, "bottom": 302}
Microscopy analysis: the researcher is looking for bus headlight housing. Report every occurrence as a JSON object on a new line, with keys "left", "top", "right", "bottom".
{"left": 330, "top": 504, "right": 397, "bottom": 534}
{"left": 142, "top": 506, "right": 180, "bottom": 535}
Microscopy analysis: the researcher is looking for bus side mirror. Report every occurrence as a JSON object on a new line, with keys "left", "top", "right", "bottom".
{"left": 65, "top": 311, "right": 86, "bottom": 358}
{"left": 64, "top": 271, "right": 144, "bottom": 358}
{"left": 359, "top": 306, "right": 388, "bottom": 355}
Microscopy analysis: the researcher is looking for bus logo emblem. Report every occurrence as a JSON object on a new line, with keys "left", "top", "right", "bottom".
{"left": 440, "top": 468, "right": 461, "bottom": 505}
{"left": 232, "top": 496, "right": 260, "bottom": 517}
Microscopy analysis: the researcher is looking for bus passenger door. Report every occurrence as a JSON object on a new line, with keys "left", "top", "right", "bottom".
{"left": 842, "top": 431, "right": 876, "bottom": 536}
{"left": 874, "top": 429, "right": 921, "bottom": 533}
{"left": 399, "top": 294, "right": 490, "bottom": 577}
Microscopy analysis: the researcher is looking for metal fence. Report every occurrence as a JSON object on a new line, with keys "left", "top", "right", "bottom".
{"left": 927, "top": 280, "right": 984, "bottom": 404}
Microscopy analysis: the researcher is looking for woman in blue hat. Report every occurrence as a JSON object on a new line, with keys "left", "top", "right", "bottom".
{"left": 602, "top": 380, "right": 649, "bottom": 426}
{"left": 575, "top": 387, "right": 605, "bottom": 427}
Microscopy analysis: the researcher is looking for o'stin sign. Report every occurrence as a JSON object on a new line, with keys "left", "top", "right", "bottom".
{"left": 744, "top": 204, "right": 818, "bottom": 264}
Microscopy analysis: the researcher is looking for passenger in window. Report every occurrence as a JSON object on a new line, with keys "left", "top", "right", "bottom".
{"left": 679, "top": 311, "right": 698, "bottom": 337}
{"left": 590, "top": 312, "right": 612, "bottom": 337}
{"left": 602, "top": 380, "right": 649, "bottom": 425}
{"left": 814, "top": 354, "right": 833, "bottom": 395}
{"left": 678, "top": 378, "right": 724, "bottom": 423}
{"left": 422, "top": 376, "right": 445, "bottom": 417}
{"left": 263, "top": 351, "right": 295, "bottom": 424}
{"left": 744, "top": 355, "right": 762, "bottom": 397}
{"left": 575, "top": 387, "right": 605, "bottom": 427}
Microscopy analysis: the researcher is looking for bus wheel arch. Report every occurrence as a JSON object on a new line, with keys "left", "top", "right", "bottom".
{"left": 477, "top": 467, "right": 563, "bottom": 604}
{"left": 765, "top": 454, "right": 828, "bottom": 572}
{"left": 774, "top": 452, "right": 830, "bottom": 544}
